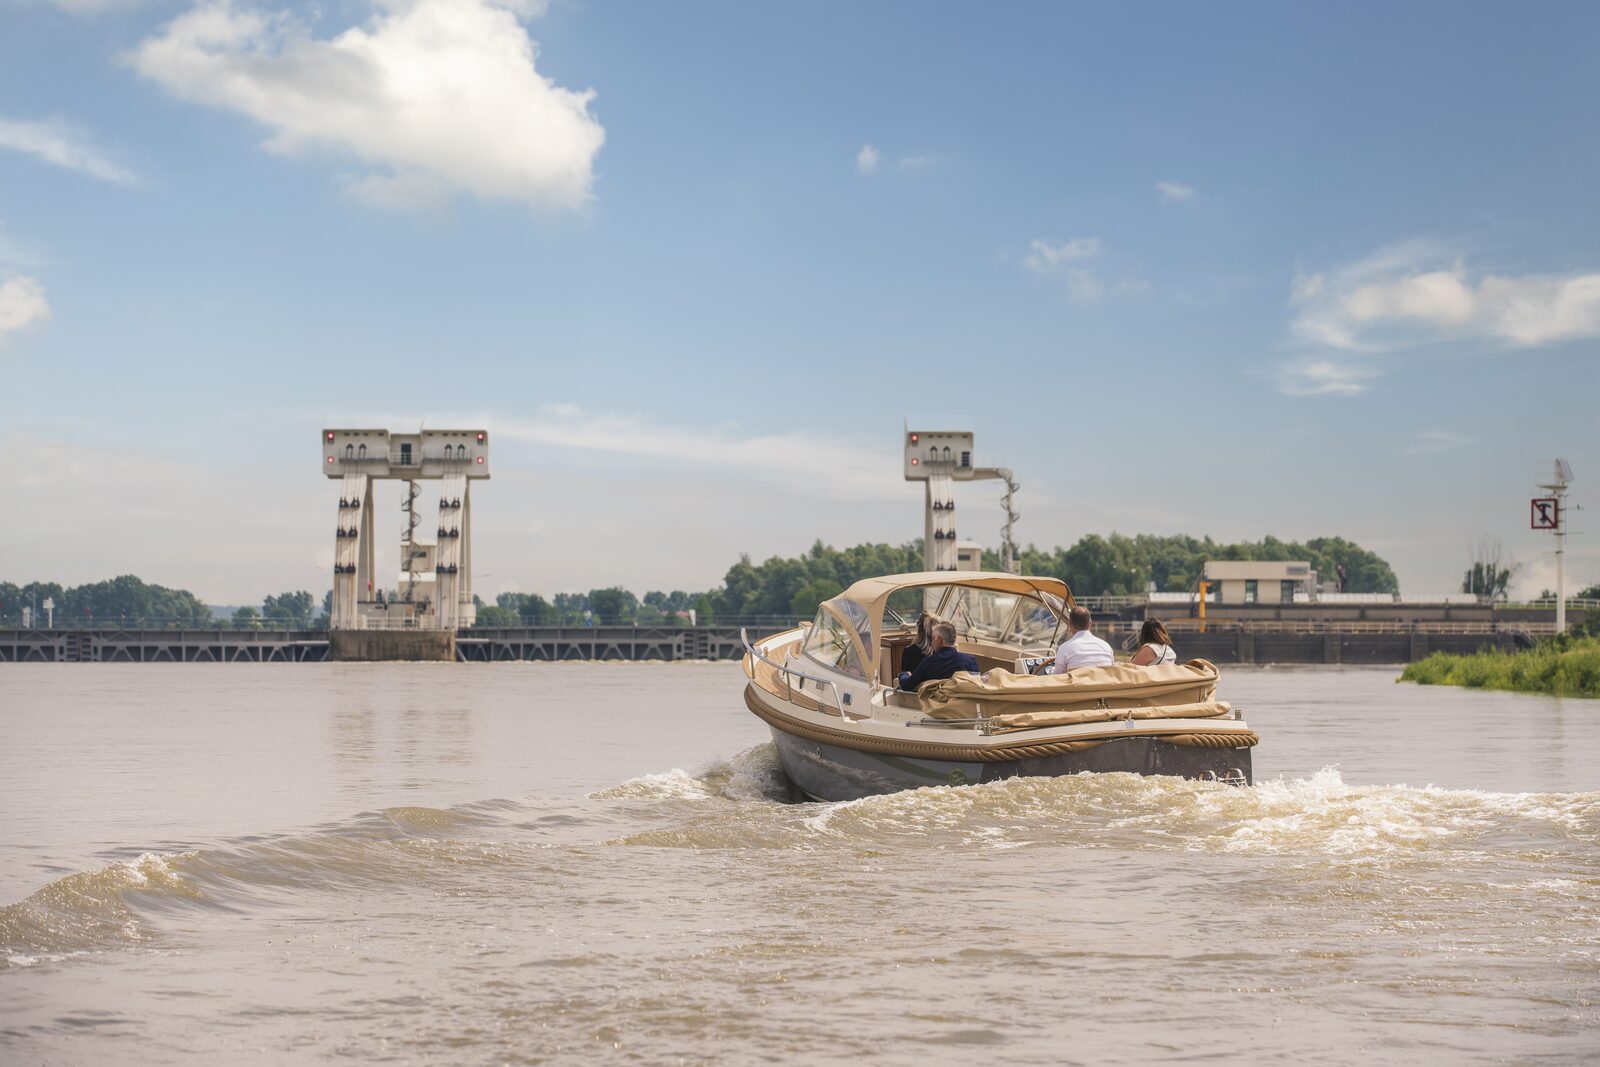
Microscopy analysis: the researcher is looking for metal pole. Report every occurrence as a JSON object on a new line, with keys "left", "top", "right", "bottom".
{"left": 1539, "top": 460, "right": 1572, "bottom": 635}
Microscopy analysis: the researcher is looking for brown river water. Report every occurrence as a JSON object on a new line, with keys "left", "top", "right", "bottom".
{"left": 2, "top": 663, "right": 1597, "bottom": 1064}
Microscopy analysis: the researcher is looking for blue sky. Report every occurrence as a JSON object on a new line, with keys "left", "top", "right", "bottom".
{"left": 1, "top": 0, "right": 1596, "bottom": 602}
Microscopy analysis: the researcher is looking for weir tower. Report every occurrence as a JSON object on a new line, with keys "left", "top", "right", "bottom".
{"left": 322, "top": 427, "right": 490, "bottom": 659}
{"left": 903, "top": 429, "right": 1020, "bottom": 573}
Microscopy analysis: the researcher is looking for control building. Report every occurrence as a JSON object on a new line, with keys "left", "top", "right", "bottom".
{"left": 1202, "top": 560, "right": 1317, "bottom": 605}
{"left": 903, "top": 429, "right": 1020, "bottom": 572}
{"left": 322, "top": 428, "right": 490, "bottom": 631}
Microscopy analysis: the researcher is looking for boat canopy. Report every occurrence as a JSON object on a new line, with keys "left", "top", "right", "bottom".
{"left": 814, "top": 571, "right": 1076, "bottom": 681}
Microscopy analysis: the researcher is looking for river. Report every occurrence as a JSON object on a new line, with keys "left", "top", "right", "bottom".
{"left": 2, "top": 663, "right": 1597, "bottom": 1064}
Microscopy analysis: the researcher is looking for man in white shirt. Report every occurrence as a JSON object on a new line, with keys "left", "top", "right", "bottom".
{"left": 1043, "top": 606, "right": 1115, "bottom": 673}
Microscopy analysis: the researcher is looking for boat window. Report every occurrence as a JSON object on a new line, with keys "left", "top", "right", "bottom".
{"left": 930, "top": 586, "right": 1063, "bottom": 647}
{"left": 1001, "top": 593, "right": 1063, "bottom": 647}
{"left": 802, "top": 604, "right": 867, "bottom": 678}
{"left": 933, "top": 586, "right": 1018, "bottom": 642}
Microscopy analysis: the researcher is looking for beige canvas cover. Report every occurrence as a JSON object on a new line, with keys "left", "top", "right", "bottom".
{"left": 833, "top": 571, "right": 1075, "bottom": 679}
{"left": 984, "top": 700, "right": 1233, "bottom": 733}
{"left": 918, "top": 659, "right": 1221, "bottom": 720}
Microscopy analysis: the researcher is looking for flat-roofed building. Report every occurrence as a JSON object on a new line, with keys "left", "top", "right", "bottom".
{"left": 1203, "top": 560, "right": 1317, "bottom": 605}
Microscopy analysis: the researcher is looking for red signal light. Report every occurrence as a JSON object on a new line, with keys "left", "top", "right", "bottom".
{"left": 911, "top": 457, "right": 920, "bottom": 466}
{"left": 476, "top": 432, "right": 486, "bottom": 442}
{"left": 476, "top": 455, "right": 484, "bottom": 464}
{"left": 910, "top": 433, "right": 919, "bottom": 444}
{"left": 326, "top": 431, "right": 335, "bottom": 441}
{"left": 326, "top": 456, "right": 334, "bottom": 464}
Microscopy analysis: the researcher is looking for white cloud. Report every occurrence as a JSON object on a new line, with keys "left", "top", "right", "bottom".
{"left": 0, "top": 116, "right": 139, "bottom": 185}
{"left": 130, "top": 0, "right": 604, "bottom": 211}
{"left": 497, "top": 405, "right": 901, "bottom": 501}
{"left": 1065, "top": 267, "right": 1102, "bottom": 305}
{"left": 1023, "top": 237, "right": 1144, "bottom": 304}
{"left": 0, "top": 276, "right": 51, "bottom": 347}
{"left": 1278, "top": 359, "right": 1376, "bottom": 397}
{"left": 1156, "top": 180, "right": 1195, "bottom": 203}
{"left": 897, "top": 154, "right": 935, "bottom": 170}
{"left": 856, "top": 144, "right": 881, "bottom": 175}
{"left": 1290, "top": 242, "right": 1600, "bottom": 352}
{"left": 1406, "top": 429, "right": 1472, "bottom": 454}
{"left": 1023, "top": 236, "right": 1101, "bottom": 272}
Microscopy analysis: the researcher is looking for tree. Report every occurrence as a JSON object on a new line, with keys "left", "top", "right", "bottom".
{"left": 587, "top": 587, "right": 637, "bottom": 625}
{"left": 790, "top": 578, "right": 844, "bottom": 619}
{"left": 1462, "top": 538, "right": 1516, "bottom": 601}
{"left": 262, "top": 591, "right": 316, "bottom": 626}
{"left": 473, "top": 605, "right": 519, "bottom": 627}
{"left": 232, "top": 605, "right": 260, "bottom": 628}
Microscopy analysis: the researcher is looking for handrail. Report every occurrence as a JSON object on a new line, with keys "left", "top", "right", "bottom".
{"left": 741, "top": 627, "right": 864, "bottom": 723}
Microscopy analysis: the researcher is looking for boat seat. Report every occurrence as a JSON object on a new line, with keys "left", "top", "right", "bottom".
{"left": 917, "top": 659, "right": 1221, "bottom": 720}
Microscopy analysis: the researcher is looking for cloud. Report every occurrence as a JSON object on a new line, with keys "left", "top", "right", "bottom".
{"left": 496, "top": 405, "right": 901, "bottom": 500}
{"left": 0, "top": 116, "right": 139, "bottom": 184}
{"left": 1023, "top": 236, "right": 1101, "bottom": 272}
{"left": 1156, "top": 180, "right": 1195, "bottom": 203}
{"left": 0, "top": 276, "right": 51, "bottom": 347}
{"left": 856, "top": 144, "right": 880, "bottom": 175}
{"left": 129, "top": 0, "right": 604, "bottom": 211}
{"left": 1064, "top": 267, "right": 1102, "bottom": 305}
{"left": 1406, "top": 430, "right": 1472, "bottom": 454}
{"left": 1023, "top": 237, "right": 1145, "bottom": 304}
{"left": 1290, "top": 242, "right": 1600, "bottom": 352}
{"left": 1278, "top": 359, "right": 1376, "bottom": 397}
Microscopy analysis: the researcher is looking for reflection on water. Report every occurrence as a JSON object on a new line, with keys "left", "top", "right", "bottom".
{"left": 1, "top": 664, "right": 1597, "bottom": 1064}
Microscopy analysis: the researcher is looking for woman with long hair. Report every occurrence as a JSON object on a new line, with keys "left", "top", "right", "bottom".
{"left": 1130, "top": 618, "right": 1177, "bottom": 666}
{"left": 900, "top": 612, "right": 941, "bottom": 676}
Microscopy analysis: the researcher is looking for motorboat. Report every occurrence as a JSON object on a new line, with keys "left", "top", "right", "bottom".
{"left": 741, "top": 571, "right": 1257, "bottom": 802}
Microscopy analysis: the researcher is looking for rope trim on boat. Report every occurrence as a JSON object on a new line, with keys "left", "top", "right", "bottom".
{"left": 1164, "top": 731, "right": 1260, "bottom": 748}
{"left": 744, "top": 685, "right": 1257, "bottom": 762}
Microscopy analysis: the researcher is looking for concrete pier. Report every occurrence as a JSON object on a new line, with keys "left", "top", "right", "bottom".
{"left": 328, "top": 630, "right": 455, "bottom": 662}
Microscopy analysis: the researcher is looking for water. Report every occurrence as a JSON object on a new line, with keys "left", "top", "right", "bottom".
{"left": 2, "top": 663, "right": 1597, "bottom": 1064}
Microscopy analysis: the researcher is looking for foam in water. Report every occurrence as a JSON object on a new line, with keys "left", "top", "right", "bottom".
{"left": 591, "top": 744, "right": 791, "bottom": 804}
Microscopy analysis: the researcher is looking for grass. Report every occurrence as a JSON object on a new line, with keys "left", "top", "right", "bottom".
{"left": 1400, "top": 635, "right": 1600, "bottom": 698}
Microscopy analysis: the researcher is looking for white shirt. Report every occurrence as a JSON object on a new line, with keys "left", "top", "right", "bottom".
{"left": 1051, "top": 629, "right": 1115, "bottom": 672}
{"left": 1139, "top": 642, "right": 1177, "bottom": 665}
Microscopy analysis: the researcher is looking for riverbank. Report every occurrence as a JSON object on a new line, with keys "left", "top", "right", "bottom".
{"left": 1399, "top": 635, "right": 1600, "bottom": 697}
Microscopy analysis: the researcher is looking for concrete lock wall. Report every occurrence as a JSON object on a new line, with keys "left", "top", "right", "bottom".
{"left": 328, "top": 630, "right": 456, "bottom": 662}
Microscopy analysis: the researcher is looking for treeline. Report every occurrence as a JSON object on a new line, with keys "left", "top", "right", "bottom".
{"left": 2, "top": 533, "right": 1406, "bottom": 630}
{"left": 1012, "top": 533, "right": 1399, "bottom": 599}
{"left": 0, "top": 576, "right": 324, "bottom": 629}
{"left": 0, "top": 575, "right": 214, "bottom": 628}
{"left": 472, "top": 533, "right": 1401, "bottom": 627}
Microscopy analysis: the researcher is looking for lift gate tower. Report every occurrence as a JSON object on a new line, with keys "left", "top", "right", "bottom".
{"left": 903, "top": 429, "right": 1021, "bottom": 573}
{"left": 322, "top": 428, "right": 490, "bottom": 632}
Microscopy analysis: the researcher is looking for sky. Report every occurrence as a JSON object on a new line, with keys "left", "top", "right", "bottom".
{"left": 1, "top": 0, "right": 1596, "bottom": 604}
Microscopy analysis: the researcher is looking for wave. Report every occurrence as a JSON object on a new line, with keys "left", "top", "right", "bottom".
{"left": 8, "top": 753, "right": 1596, "bottom": 967}
{"left": 606, "top": 758, "right": 1600, "bottom": 860}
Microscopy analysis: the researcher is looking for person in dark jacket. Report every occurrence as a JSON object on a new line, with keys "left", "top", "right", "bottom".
{"left": 899, "top": 621, "right": 980, "bottom": 691}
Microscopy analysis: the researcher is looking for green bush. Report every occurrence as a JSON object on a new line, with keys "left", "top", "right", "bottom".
{"left": 1399, "top": 637, "right": 1600, "bottom": 697}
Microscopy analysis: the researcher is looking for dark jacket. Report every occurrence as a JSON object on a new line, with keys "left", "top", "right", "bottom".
{"left": 900, "top": 643, "right": 927, "bottom": 677}
{"left": 899, "top": 646, "right": 981, "bottom": 691}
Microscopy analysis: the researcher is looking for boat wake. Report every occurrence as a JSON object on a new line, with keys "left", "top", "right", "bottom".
{"left": 6, "top": 748, "right": 1597, "bottom": 968}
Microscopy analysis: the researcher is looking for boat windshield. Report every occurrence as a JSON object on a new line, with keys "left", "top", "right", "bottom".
{"left": 933, "top": 585, "right": 1062, "bottom": 649}
{"left": 801, "top": 598, "right": 871, "bottom": 678}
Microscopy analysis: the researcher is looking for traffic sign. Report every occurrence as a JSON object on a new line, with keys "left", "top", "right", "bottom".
{"left": 1531, "top": 497, "right": 1559, "bottom": 530}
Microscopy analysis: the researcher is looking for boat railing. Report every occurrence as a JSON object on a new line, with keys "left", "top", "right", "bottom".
{"left": 740, "top": 627, "right": 864, "bottom": 723}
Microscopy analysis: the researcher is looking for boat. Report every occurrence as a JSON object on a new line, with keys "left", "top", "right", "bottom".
{"left": 741, "top": 571, "right": 1257, "bottom": 802}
